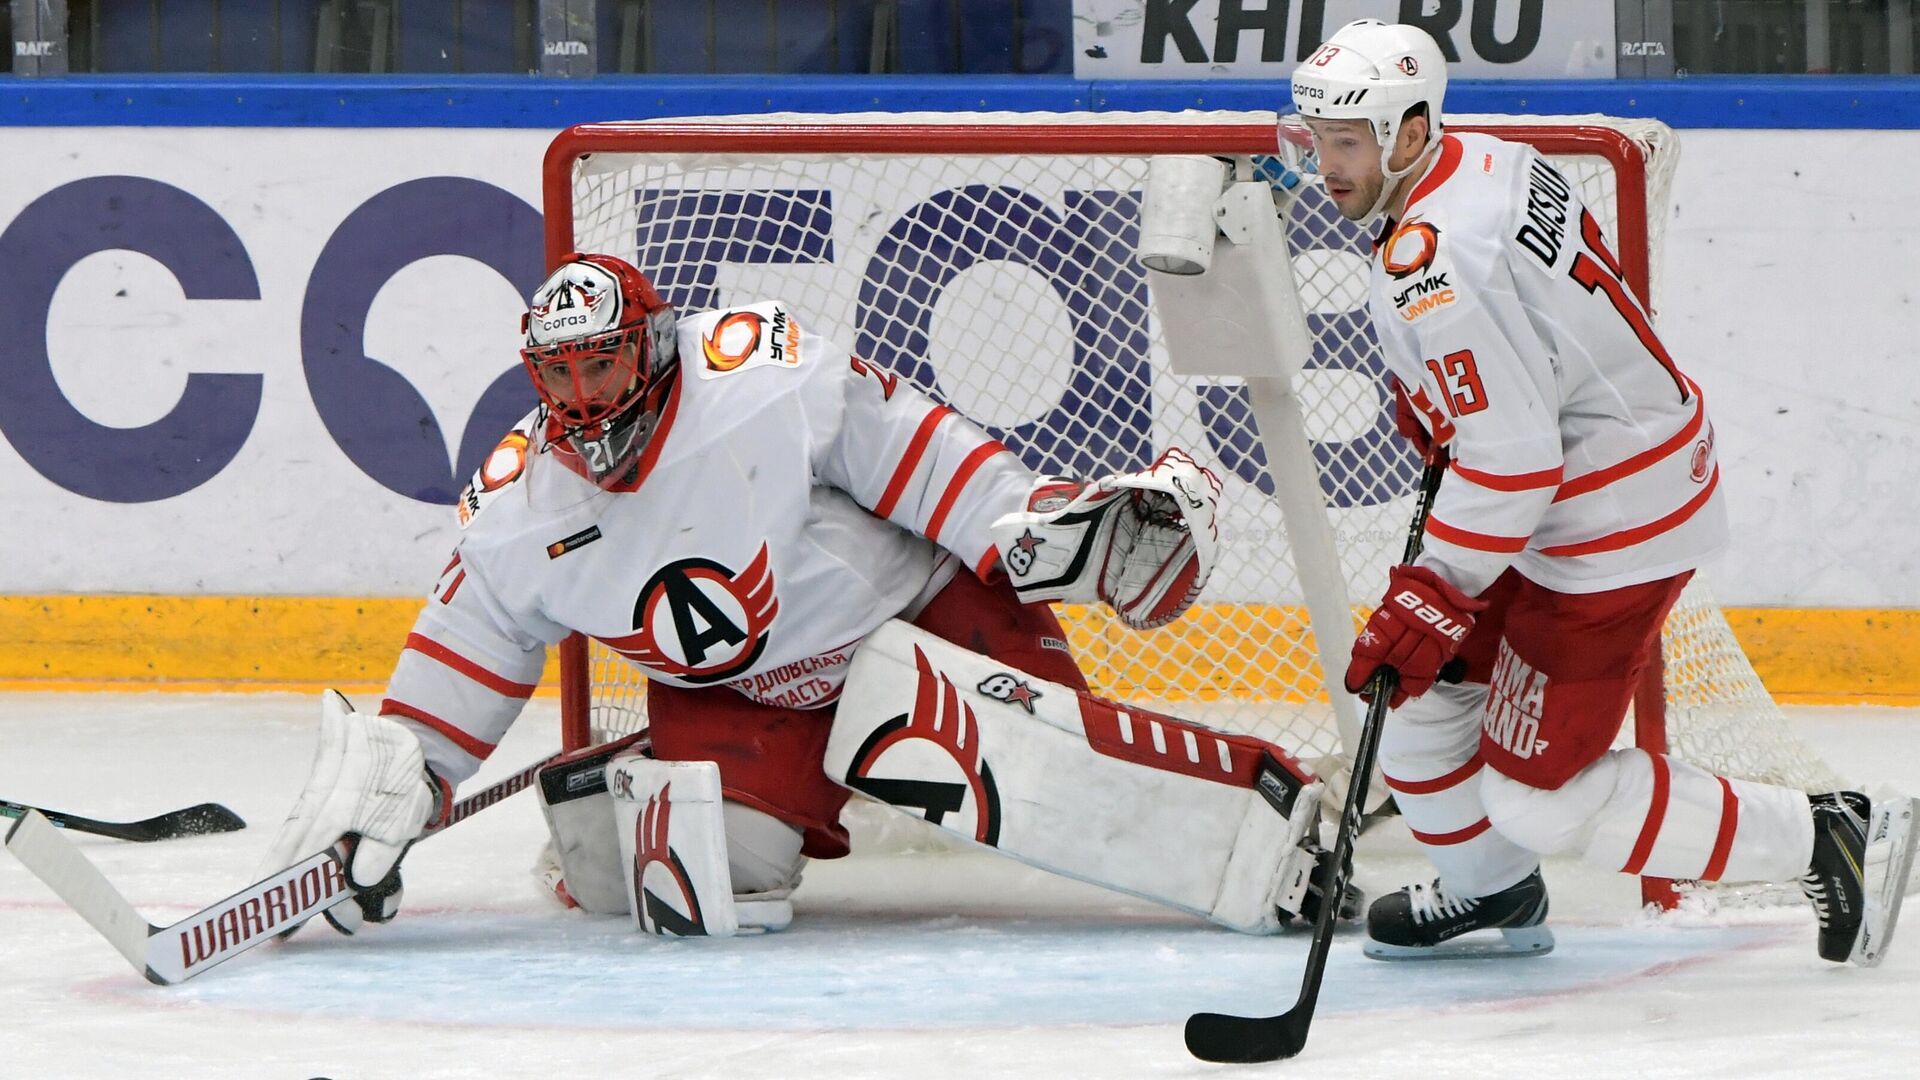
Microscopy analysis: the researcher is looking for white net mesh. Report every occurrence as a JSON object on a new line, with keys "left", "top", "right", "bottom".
{"left": 553, "top": 110, "right": 1843, "bottom": 804}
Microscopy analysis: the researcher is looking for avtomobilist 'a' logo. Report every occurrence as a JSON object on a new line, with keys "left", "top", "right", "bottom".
{"left": 632, "top": 782, "right": 706, "bottom": 936}
{"left": 598, "top": 544, "right": 779, "bottom": 684}
{"left": 843, "top": 645, "right": 1001, "bottom": 845}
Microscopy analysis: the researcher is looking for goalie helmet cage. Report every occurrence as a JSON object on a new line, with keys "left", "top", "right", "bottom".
{"left": 541, "top": 111, "right": 1845, "bottom": 910}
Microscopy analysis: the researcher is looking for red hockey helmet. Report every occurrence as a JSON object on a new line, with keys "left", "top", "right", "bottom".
{"left": 520, "top": 253, "right": 679, "bottom": 487}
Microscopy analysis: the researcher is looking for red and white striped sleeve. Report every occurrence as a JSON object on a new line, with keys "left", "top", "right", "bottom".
{"left": 1398, "top": 273, "right": 1565, "bottom": 598}
{"left": 815, "top": 355, "right": 1037, "bottom": 582}
{"left": 382, "top": 547, "right": 553, "bottom": 784}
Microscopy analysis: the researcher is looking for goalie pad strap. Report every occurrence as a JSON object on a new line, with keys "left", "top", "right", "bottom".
{"left": 827, "top": 620, "right": 1321, "bottom": 933}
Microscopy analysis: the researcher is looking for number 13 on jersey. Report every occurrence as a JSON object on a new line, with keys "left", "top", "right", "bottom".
{"left": 1424, "top": 349, "right": 1487, "bottom": 417}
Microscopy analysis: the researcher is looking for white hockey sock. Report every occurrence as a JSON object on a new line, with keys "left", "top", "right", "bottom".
{"left": 1484, "top": 748, "right": 1814, "bottom": 883}
{"left": 1380, "top": 683, "right": 1538, "bottom": 897}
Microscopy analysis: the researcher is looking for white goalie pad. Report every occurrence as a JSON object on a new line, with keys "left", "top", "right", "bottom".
{"left": 826, "top": 621, "right": 1324, "bottom": 933}
{"left": 536, "top": 732, "right": 648, "bottom": 915}
{"left": 609, "top": 754, "right": 742, "bottom": 937}
{"left": 539, "top": 734, "right": 800, "bottom": 933}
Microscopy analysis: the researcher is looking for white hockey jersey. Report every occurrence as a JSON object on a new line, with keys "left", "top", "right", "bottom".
{"left": 1372, "top": 132, "right": 1727, "bottom": 597}
{"left": 381, "top": 301, "right": 1035, "bottom": 783}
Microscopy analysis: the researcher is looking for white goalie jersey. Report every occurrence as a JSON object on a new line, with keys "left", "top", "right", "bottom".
{"left": 1376, "top": 131, "right": 1728, "bottom": 597}
{"left": 382, "top": 301, "right": 1036, "bottom": 784}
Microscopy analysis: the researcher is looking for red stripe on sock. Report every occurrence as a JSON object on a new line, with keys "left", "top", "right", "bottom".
{"left": 1700, "top": 776, "right": 1740, "bottom": 882}
{"left": 1409, "top": 818, "right": 1492, "bottom": 846}
{"left": 1623, "top": 752, "right": 1673, "bottom": 875}
{"left": 1383, "top": 754, "right": 1482, "bottom": 796}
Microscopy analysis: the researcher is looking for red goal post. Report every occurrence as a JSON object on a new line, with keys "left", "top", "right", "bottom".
{"left": 538, "top": 111, "right": 1843, "bottom": 910}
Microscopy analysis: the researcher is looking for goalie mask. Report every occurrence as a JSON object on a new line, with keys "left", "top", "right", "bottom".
{"left": 520, "top": 253, "right": 680, "bottom": 488}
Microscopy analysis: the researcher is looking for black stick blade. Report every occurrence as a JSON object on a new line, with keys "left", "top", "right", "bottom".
{"left": 146, "top": 803, "right": 247, "bottom": 839}
{"left": 1184, "top": 1007, "right": 1311, "bottom": 1064}
{"left": 1, "top": 800, "right": 248, "bottom": 842}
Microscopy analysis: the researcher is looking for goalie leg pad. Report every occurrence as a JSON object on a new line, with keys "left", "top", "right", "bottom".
{"left": 539, "top": 734, "right": 803, "bottom": 932}
{"left": 610, "top": 754, "right": 742, "bottom": 937}
{"left": 1217, "top": 751, "right": 1328, "bottom": 930}
{"left": 537, "top": 731, "right": 648, "bottom": 915}
{"left": 828, "top": 620, "right": 1323, "bottom": 934}
{"left": 720, "top": 802, "right": 805, "bottom": 933}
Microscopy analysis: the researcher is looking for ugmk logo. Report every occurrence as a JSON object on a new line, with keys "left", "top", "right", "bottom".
{"left": 844, "top": 644, "right": 1002, "bottom": 845}
{"left": 599, "top": 544, "right": 779, "bottom": 684}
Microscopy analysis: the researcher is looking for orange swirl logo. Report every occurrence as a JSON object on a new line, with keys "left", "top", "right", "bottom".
{"left": 1383, "top": 220, "right": 1440, "bottom": 280}
{"left": 701, "top": 311, "right": 764, "bottom": 372}
{"left": 478, "top": 432, "right": 529, "bottom": 492}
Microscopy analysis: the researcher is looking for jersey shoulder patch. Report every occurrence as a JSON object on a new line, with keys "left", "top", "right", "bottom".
{"left": 456, "top": 409, "right": 539, "bottom": 530}
{"left": 683, "top": 300, "right": 805, "bottom": 380}
{"left": 1381, "top": 213, "right": 1461, "bottom": 326}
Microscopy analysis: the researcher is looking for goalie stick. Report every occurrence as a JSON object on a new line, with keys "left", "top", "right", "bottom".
{"left": 0, "top": 798, "right": 245, "bottom": 843}
{"left": 4, "top": 750, "right": 559, "bottom": 985}
{"left": 1185, "top": 461, "right": 1447, "bottom": 1064}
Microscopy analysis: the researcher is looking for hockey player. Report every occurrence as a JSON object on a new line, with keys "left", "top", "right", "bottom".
{"left": 1291, "top": 19, "right": 1915, "bottom": 963}
{"left": 261, "top": 252, "right": 1340, "bottom": 939}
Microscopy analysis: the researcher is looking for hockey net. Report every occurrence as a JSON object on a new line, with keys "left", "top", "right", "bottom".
{"left": 542, "top": 111, "right": 1845, "bottom": 903}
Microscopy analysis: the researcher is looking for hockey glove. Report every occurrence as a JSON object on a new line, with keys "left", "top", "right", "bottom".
{"left": 1391, "top": 377, "right": 1449, "bottom": 467}
{"left": 989, "top": 447, "right": 1223, "bottom": 629}
{"left": 260, "top": 690, "right": 453, "bottom": 935}
{"left": 1345, "top": 565, "right": 1488, "bottom": 708}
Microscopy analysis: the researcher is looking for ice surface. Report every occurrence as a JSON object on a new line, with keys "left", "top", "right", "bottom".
{"left": 3, "top": 694, "right": 1918, "bottom": 1079}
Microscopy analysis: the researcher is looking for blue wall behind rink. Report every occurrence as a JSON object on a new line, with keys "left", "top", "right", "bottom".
{"left": 0, "top": 73, "right": 1914, "bottom": 606}
{"left": 0, "top": 75, "right": 1915, "bottom": 128}
{"left": 0, "top": 72, "right": 1906, "bottom": 516}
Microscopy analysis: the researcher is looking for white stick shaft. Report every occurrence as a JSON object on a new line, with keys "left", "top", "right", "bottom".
{"left": 147, "top": 849, "right": 349, "bottom": 983}
{"left": 4, "top": 811, "right": 153, "bottom": 972}
{"left": 4, "top": 752, "right": 562, "bottom": 984}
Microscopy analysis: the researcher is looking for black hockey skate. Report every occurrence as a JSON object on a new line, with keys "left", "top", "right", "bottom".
{"left": 1802, "top": 792, "right": 1871, "bottom": 963}
{"left": 1802, "top": 790, "right": 1918, "bottom": 965}
{"left": 1363, "top": 868, "right": 1553, "bottom": 960}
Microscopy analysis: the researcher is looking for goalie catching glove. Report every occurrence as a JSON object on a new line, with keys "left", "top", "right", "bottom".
{"left": 258, "top": 690, "right": 452, "bottom": 935}
{"left": 990, "top": 447, "right": 1223, "bottom": 629}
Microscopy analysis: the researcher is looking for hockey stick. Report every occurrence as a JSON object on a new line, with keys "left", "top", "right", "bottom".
{"left": 1185, "top": 460, "right": 1447, "bottom": 1063}
{"left": 3, "top": 750, "right": 559, "bottom": 985}
{"left": 0, "top": 799, "right": 245, "bottom": 842}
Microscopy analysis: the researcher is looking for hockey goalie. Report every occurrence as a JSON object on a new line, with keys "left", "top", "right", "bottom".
{"left": 261, "top": 252, "right": 1347, "bottom": 938}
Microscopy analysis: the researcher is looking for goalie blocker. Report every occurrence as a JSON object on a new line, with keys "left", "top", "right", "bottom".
{"left": 826, "top": 621, "right": 1337, "bottom": 934}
